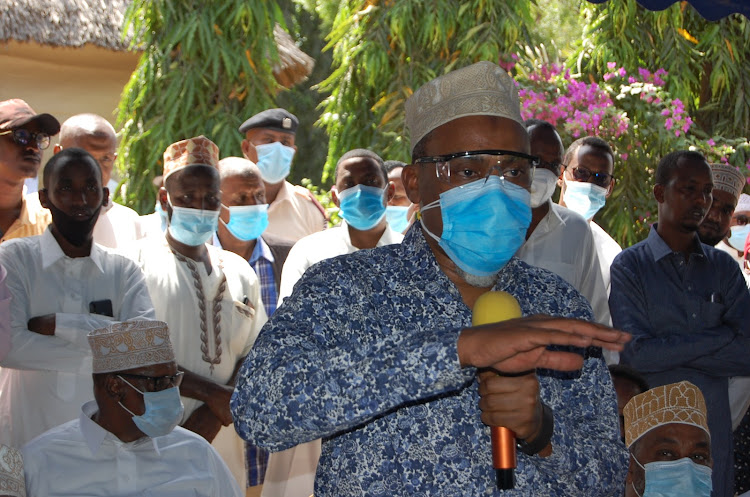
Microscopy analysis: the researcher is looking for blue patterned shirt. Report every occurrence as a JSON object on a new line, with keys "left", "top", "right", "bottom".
{"left": 232, "top": 226, "right": 627, "bottom": 496}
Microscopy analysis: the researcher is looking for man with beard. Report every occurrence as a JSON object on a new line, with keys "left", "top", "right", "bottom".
{"left": 697, "top": 163, "right": 745, "bottom": 249}
{"left": 232, "top": 61, "right": 630, "bottom": 496}
{"left": 0, "top": 148, "right": 155, "bottom": 447}
{"left": 0, "top": 99, "right": 60, "bottom": 243}
{"left": 610, "top": 150, "right": 750, "bottom": 497}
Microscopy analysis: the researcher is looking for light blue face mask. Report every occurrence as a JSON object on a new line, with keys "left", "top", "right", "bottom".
{"left": 632, "top": 455, "right": 712, "bottom": 497}
{"left": 421, "top": 175, "right": 531, "bottom": 277}
{"left": 167, "top": 203, "right": 220, "bottom": 247}
{"left": 385, "top": 205, "right": 410, "bottom": 233}
{"left": 255, "top": 142, "right": 295, "bottom": 184}
{"left": 118, "top": 377, "right": 185, "bottom": 438}
{"left": 562, "top": 178, "right": 608, "bottom": 220}
{"left": 154, "top": 201, "right": 168, "bottom": 232}
{"left": 221, "top": 204, "right": 269, "bottom": 241}
{"left": 728, "top": 224, "right": 750, "bottom": 251}
{"left": 338, "top": 184, "right": 388, "bottom": 231}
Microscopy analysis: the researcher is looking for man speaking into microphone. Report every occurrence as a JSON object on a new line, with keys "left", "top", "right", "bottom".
{"left": 232, "top": 61, "right": 630, "bottom": 496}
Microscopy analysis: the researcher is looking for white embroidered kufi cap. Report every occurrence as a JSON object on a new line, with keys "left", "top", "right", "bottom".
{"left": 404, "top": 61, "right": 524, "bottom": 153}
{"left": 737, "top": 193, "right": 750, "bottom": 212}
{"left": 0, "top": 444, "right": 26, "bottom": 497}
{"left": 623, "top": 380, "right": 709, "bottom": 448}
{"left": 710, "top": 163, "right": 745, "bottom": 201}
{"left": 88, "top": 320, "right": 175, "bottom": 374}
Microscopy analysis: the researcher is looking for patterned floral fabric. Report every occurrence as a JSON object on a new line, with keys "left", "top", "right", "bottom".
{"left": 162, "top": 135, "right": 219, "bottom": 180}
{"left": 232, "top": 225, "right": 628, "bottom": 496}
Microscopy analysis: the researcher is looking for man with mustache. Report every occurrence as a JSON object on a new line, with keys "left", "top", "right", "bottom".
{"left": 0, "top": 99, "right": 60, "bottom": 243}
{"left": 610, "top": 150, "right": 750, "bottom": 496}
{"left": 0, "top": 148, "right": 155, "bottom": 448}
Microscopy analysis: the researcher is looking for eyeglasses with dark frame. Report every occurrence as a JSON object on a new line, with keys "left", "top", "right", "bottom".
{"left": 0, "top": 129, "right": 51, "bottom": 150}
{"left": 118, "top": 371, "right": 184, "bottom": 391}
{"left": 414, "top": 149, "right": 539, "bottom": 187}
{"left": 566, "top": 164, "right": 614, "bottom": 188}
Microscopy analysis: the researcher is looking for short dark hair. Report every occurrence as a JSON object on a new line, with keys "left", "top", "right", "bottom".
{"left": 608, "top": 364, "right": 649, "bottom": 394}
{"left": 655, "top": 150, "right": 708, "bottom": 185}
{"left": 563, "top": 136, "right": 614, "bottom": 167}
{"left": 42, "top": 148, "right": 102, "bottom": 189}
{"left": 524, "top": 119, "right": 557, "bottom": 133}
{"left": 411, "top": 129, "right": 436, "bottom": 163}
{"left": 334, "top": 148, "right": 387, "bottom": 183}
{"left": 384, "top": 160, "right": 406, "bottom": 174}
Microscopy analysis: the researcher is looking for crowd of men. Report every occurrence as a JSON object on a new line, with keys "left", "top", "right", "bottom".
{"left": 0, "top": 59, "right": 748, "bottom": 497}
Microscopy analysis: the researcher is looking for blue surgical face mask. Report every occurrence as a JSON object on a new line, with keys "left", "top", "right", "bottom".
{"left": 167, "top": 201, "right": 220, "bottom": 247}
{"left": 118, "top": 377, "right": 185, "bottom": 438}
{"left": 562, "top": 178, "right": 608, "bottom": 220}
{"left": 728, "top": 224, "right": 750, "bottom": 251}
{"left": 338, "top": 184, "right": 388, "bottom": 231}
{"left": 221, "top": 204, "right": 269, "bottom": 241}
{"left": 420, "top": 175, "right": 531, "bottom": 277}
{"left": 255, "top": 142, "right": 295, "bottom": 184}
{"left": 632, "top": 455, "right": 712, "bottom": 497}
{"left": 385, "top": 205, "right": 410, "bottom": 233}
{"left": 154, "top": 201, "right": 168, "bottom": 232}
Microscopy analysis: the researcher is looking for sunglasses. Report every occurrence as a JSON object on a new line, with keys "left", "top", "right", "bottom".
{"left": 0, "top": 129, "right": 51, "bottom": 150}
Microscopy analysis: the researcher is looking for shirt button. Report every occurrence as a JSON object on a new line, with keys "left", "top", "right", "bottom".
{"left": 688, "top": 285, "right": 692, "bottom": 290}
{"left": 692, "top": 313, "right": 697, "bottom": 318}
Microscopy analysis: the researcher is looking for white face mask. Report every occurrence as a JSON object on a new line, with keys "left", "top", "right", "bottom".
{"left": 529, "top": 169, "right": 558, "bottom": 208}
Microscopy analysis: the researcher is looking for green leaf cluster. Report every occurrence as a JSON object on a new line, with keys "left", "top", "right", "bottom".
{"left": 116, "top": 0, "right": 283, "bottom": 213}
{"left": 575, "top": 0, "right": 750, "bottom": 138}
{"left": 316, "top": 0, "right": 536, "bottom": 182}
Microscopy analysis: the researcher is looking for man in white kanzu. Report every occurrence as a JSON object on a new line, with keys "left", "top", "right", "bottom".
{"left": 22, "top": 320, "right": 242, "bottom": 497}
{"left": 0, "top": 148, "right": 155, "bottom": 448}
{"left": 125, "top": 135, "right": 267, "bottom": 488}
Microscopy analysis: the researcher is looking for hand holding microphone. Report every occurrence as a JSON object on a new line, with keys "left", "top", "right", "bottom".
{"left": 461, "top": 291, "right": 631, "bottom": 490}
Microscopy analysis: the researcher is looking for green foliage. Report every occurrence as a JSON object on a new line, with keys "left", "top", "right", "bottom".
{"left": 575, "top": 0, "right": 750, "bottom": 138}
{"left": 116, "top": 0, "right": 283, "bottom": 213}
{"left": 515, "top": 49, "right": 750, "bottom": 246}
{"left": 278, "top": 1, "right": 334, "bottom": 186}
{"left": 316, "top": 0, "right": 537, "bottom": 182}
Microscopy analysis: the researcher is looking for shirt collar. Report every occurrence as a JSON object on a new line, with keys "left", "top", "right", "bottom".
{"left": 249, "top": 236, "right": 274, "bottom": 264}
{"left": 646, "top": 224, "right": 706, "bottom": 261}
{"left": 271, "top": 181, "right": 294, "bottom": 205}
{"left": 40, "top": 227, "right": 106, "bottom": 272}
{"left": 79, "top": 400, "right": 161, "bottom": 456}
{"left": 212, "top": 232, "right": 274, "bottom": 264}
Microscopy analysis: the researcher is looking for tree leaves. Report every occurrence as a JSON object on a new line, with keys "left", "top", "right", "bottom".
{"left": 116, "top": 1, "right": 282, "bottom": 213}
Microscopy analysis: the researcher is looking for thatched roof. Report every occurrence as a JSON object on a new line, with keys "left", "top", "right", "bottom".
{"left": 0, "top": 0, "right": 315, "bottom": 87}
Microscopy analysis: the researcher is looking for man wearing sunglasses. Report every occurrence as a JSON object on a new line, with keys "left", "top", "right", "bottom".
{"left": 232, "top": 61, "right": 630, "bottom": 496}
{"left": 516, "top": 120, "right": 611, "bottom": 335}
{"left": 558, "top": 136, "right": 621, "bottom": 297}
{"left": 21, "top": 320, "right": 242, "bottom": 496}
{"left": 0, "top": 99, "right": 60, "bottom": 243}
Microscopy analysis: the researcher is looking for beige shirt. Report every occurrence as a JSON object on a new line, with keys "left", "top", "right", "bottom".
{"left": 265, "top": 182, "right": 327, "bottom": 242}
{"left": 0, "top": 192, "right": 51, "bottom": 244}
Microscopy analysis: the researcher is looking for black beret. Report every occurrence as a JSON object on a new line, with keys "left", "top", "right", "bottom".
{"left": 238, "top": 108, "right": 298, "bottom": 135}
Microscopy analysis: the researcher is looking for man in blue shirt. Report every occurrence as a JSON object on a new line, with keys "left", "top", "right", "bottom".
{"left": 232, "top": 61, "right": 630, "bottom": 496}
{"left": 610, "top": 150, "right": 750, "bottom": 497}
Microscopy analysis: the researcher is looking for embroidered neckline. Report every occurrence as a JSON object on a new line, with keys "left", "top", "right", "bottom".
{"left": 171, "top": 249, "right": 227, "bottom": 374}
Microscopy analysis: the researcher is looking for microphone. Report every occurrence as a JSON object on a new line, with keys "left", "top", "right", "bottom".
{"left": 472, "top": 291, "right": 522, "bottom": 490}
